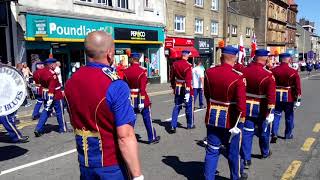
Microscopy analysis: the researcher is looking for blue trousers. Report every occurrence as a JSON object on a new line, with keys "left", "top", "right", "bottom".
{"left": 242, "top": 117, "right": 271, "bottom": 160}
{"left": 35, "top": 99, "right": 67, "bottom": 133}
{"left": 80, "top": 165, "right": 129, "bottom": 180}
{"left": 32, "top": 95, "right": 44, "bottom": 119}
{"left": 193, "top": 88, "right": 204, "bottom": 108}
{"left": 171, "top": 95, "right": 194, "bottom": 129}
{"left": 0, "top": 115, "right": 23, "bottom": 142}
{"left": 205, "top": 127, "right": 243, "bottom": 180}
{"left": 134, "top": 106, "right": 157, "bottom": 142}
{"left": 272, "top": 102, "right": 294, "bottom": 139}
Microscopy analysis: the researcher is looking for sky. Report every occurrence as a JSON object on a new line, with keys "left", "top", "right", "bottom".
{"left": 296, "top": 0, "right": 320, "bottom": 34}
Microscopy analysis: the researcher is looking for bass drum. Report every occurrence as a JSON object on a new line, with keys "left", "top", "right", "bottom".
{"left": 0, "top": 64, "right": 27, "bottom": 116}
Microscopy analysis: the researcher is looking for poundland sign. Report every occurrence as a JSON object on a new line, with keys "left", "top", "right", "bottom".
{"left": 26, "top": 14, "right": 164, "bottom": 42}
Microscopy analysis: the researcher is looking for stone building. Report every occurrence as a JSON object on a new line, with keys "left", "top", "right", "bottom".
{"left": 296, "top": 23, "right": 311, "bottom": 61}
{"left": 299, "top": 18, "right": 320, "bottom": 60}
{"left": 286, "top": 0, "right": 298, "bottom": 56}
{"left": 165, "top": 0, "right": 224, "bottom": 70}
{"left": 8, "top": 0, "right": 167, "bottom": 83}
{"left": 233, "top": 0, "right": 289, "bottom": 55}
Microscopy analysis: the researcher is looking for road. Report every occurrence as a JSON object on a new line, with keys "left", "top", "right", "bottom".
{"left": 0, "top": 72, "right": 319, "bottom": 180}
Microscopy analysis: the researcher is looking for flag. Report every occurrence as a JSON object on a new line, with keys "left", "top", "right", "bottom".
{"left": 251, "top": 33, "right": 257, "bottom": 58}
{"left": 238, "top": 35, "right": 244, "bottom": 64}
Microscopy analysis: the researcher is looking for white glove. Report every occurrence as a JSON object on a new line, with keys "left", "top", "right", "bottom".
{"left": 229, "top": 127, "right": 241, "bottom": 136}
{"left": 45, "top": 100, "right": 53, "bottom": 111}
{"left": 133, "top": 175, "right": 144, "bottom": 180}
{"left": 266, "top": 113, "right": 274, "bottom": 124}
{"left": 138, "top": 103, "right": 144, "bottom": 110}
{"left": 294, "top": 101, "right": 301, "bottom": 108}
{"left": 184, "top": 93, "right": 190, "bottom": 103}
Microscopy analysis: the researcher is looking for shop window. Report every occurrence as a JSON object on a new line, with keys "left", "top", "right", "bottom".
{"left": 211, "top": 0, "right": 219, "bottom": 11}
{"left": 117, "top": 0, "right": 128, "bottom": 9}
{"left": 147, "top": 48, "right": 160, "bottom": 78}
{"left": 175, "top": 15, "right": 185, "bottom": 32}
{"left": 195, "top": 18, "right": 203, "bottom": 34}
{"left": 195, "top": 0, "right": 203, "bottom": 7}
{"left": 211, "top": 21, "right": 219, "bottom": 36}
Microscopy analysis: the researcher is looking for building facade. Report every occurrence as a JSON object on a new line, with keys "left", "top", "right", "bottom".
{"left": 299, "top": 18, "right": 320, "bottom": 60}
{"left": 296, "top": 23, "right": 311, "bottom": 61}
{"left": 227, "top": 8, "right": 255, "bottom": 62}
{"left": 165, "top": 0, "right": 224, "bottom": 73}
{"left": 10, "top": 0, "right": 167, "bottom": 83}
{"left": 286, "top": 0, "right": 298, "bottom": 57}
{"left": 235, "top": 0, "right": 289, "bottom": 55}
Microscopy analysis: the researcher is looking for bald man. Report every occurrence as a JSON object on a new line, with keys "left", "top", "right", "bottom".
{"left": 65, "top": 31, "right": 144, "bottom": 180}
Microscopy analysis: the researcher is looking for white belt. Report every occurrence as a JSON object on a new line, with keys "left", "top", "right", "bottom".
{"left": 175, "top": 79, "right": 185, "bottom": 83}
{"left": 55, "top": 86, "right": 61, "bottom": 90}
{"left": 207, "top": 143, "right": 220, "bottom": 150}
{"left": 210, "top": 99, "right": 236, "bottom": 106}
{"left": 130, "top": 89, "right": 140, "bottom": 93}
{"left": 276, "top": 86, "right": 291, "bottom": 89}
{"left": 246, "top": 93, "right": 266, "bottom": 99}
{"left": 243, "top": 127, "right": 255, "bottom": 132}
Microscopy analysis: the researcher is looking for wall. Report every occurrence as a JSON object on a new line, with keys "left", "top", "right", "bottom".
{"left": 296, "top": 23, "right": 311, "bottom": 54}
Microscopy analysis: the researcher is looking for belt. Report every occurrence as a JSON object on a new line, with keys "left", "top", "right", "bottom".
{"left": 175, "top": 79, "right": 185, "bottom": 83}
{"left": 130, "top": 89, "right": 140, "bottom": 93}
{"left": 246, "top": 93, "right": 266, "bottom": 99}
{"left": 210, "top": 99, "right": 236, "bottom": 106}
{"left": 55, "top": 86, "right": 62, "bottom": 90}
{"left": 276, "top": 86, "right": 291, "bottom": 89}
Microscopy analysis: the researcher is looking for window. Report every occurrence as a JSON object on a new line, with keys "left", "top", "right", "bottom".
{"left": 79, "top": 0, "right": 93, "bottom": 2}
{"left": 195, "top": 0, "right": 203, "bottom": 7}
{"left": 246, "top": 28, "right": 251, "bottom": 37}
{"left": 97, "top": 0, "right": 112, "bottom": 6}
{"left": 212, "top": 0, "right": 219, "bottom": 11}
{"left": 117, "top": 0, "right": 128, "bottom": 9}
{"left": 211, "top": 21, "right": 219, "bottom": 35}
{"left": 175, "top": 15, "right": 185, "bottom": 32}
{"left": 195, "top": 18, "right": 203, "bottom": 34}
{"left": 231, "top": 25, "right": 237, "bottom": 36}
{"left": 145, "top": 0, "right": 152, "bottom": 8}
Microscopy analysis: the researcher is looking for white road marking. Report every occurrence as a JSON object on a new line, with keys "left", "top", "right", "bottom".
{"left": 162, "top": 99, "right": 174, "bottom": 103}
{"left": 301, "top": 73, "right": 320, "bottom": 80}
{"left": 0, "top": 149, "right": 77, "bottom": 176}
{"left": 164, "top": 109, "right": 205, "bottom": 122}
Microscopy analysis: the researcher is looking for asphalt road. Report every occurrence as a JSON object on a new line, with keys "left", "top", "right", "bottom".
{"left": 0, "top": 72, "right": 320, "bottom": 180}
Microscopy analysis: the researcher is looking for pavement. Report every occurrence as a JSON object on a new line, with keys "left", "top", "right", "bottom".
{"left": 0, "top": 71, "right": 320, "bottom": 180}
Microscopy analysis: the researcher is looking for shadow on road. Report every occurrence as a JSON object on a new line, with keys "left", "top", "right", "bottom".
{"left": 162, "top": 156, "right": 229, "bottom": 180}
{"left": 153, "top": 119, "right": 185, "bottom": 133}
{"left": 0, "top": 145, "right": 28, "bottom": 161}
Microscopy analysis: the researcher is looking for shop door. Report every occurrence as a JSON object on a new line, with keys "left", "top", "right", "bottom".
{"left": 53, "top": 52, "right": 69, "bottom": 85}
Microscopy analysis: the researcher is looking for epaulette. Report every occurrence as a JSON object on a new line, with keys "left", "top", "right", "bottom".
{"left": 102, "top": 67, "right": 119, "bottom": 81}
{"left": 263, "top": 67, "right": 272, "bottom": 74}
{"left": 232, "top": 69, "right": 243, "bottom": 75}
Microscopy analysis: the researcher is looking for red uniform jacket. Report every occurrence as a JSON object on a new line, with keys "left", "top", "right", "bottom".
{"left": 243, "top": 62, "right": 276, "bottom": 118}
{"left": 32, "top": 68, "right": 44, "bottom": 96}
{"left": 40, "top": 67, "right": 63, "bottom": 100}
{"left": 233, "top": 63, "right": 245, "bottom": 72}
{"left": 271, "top": 62, "right": 302, "bottom": 102}
{"left": 65, "top": 62, "right": 136, "bottom": 168}
{"left": 123, "top": 63, "right": 151, "bottom": 107}
{"left": 204, "top": 63, "right": 246, "bottom": 129}
{"left": 170, "top": 59, "right": 193, "bottom": 95}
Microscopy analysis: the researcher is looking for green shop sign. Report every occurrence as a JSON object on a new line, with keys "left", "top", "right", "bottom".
{"left": 26, "top": 14, "right": 164, "bottom": 43}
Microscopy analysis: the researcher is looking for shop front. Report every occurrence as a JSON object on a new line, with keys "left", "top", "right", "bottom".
{"left": 25, "top": 14, "right": 165, "bottom": 84}
{"left": 164, "top": 37, "right": 199, "bottom": 81}
{"left": 194, "top": 37, "right": 214, "bottom": 69}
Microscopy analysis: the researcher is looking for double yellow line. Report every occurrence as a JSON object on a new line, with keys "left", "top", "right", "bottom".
{"left": 281, "top": 122, "right": 320, "bottom": 180}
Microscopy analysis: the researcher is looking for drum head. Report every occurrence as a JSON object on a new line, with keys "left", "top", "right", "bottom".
{"left": 0, "top": 65, "right": 27, "bottom": 116}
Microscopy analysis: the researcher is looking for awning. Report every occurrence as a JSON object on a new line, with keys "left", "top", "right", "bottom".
{"left": 169, "top": 46, "right": 200, "bottom": 58}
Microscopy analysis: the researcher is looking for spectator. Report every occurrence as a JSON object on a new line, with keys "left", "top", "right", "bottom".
{"left": 192, "top": 60, "right": 205, "bottom": 109}
{"left": 17, "top": 63, "right": 32, "bottom": 108}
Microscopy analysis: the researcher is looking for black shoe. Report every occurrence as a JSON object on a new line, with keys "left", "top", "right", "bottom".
{"left": 149, "top": 136, "right": 161, "bottom": 144}
{"left": 15, "top": 136, "right": 29, "bottom": 143}
{"left": 271, "top": 136, "right": 278, "bottom": 144}
{"left": 244, "top": 160, "right": 252, "bottom": 169}
{"left": 285, "top": 134, "right": 294, "bottom": 140}
{"left": 32, "top": 116, "right": 40, "bottom": 120}
{"left": 34, "top": 131, "right": 43, "bottom": 137}
{"left": 215, "top": 170, "right": 220, "bottom": 175}
{"left": 187, "top": 125, "right": 196, "bottom": 129}
{"left": 262, "top": 151, "right": 272, "bottom": 159}
{"left": 169, "top": 127, "right": 176, "bottom": 134}
{"left": 240, "top": 172, "right": 248, "bottom": 180}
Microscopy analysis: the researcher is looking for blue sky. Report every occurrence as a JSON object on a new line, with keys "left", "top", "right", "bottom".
{"left": 296, "top": 0, "right": 320, "bottom": 34}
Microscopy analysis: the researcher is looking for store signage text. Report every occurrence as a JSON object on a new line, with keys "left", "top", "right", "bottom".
{"left": 49, "top": 23, "right": 112, "bottom": 37}
{"left": 115, "top": 28, "right": 158, "bottom": 41}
